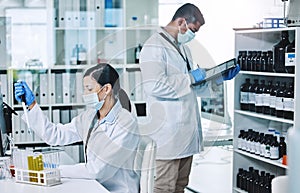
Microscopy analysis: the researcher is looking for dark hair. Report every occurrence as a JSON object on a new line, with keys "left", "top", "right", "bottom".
{"left": 172, "top": 3, "right": 205, "bottom": 26}
{"left": 83, "top": 63, "right": 131, "bottom": 112}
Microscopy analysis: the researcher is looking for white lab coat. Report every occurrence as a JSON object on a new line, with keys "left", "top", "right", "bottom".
{"left": 139, "top": 27, "right": 214, "bottom": 160}
{"left": 23, "top": 101, "right": 140, "bottom": 193}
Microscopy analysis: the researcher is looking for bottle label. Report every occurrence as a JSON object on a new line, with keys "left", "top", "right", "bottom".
{"left": 248, "top": 93, "right": 256, "bottom": 104}
{"left": 250, "top": 142, "right": 256, "bottom": 153}
{"left": 270, "top": 146, "right": 279, "bottom": 159}
{"left": 240, "top": 92, "right": 249, "bottom": 104}
{"left": 270, "top": 96, "right": 276, "bottom": 108}
{"left": 265, "top": 145, "right": 271, "bottom": 158}
{"left": 79, "top": 52, "right": 87, "bottom": 62}
{"left": 275, "top": 97, "right": 284, "bottom": 110}
{"left": 261, "top": 143, "right": 266, "bottom": 156}
{"left": 255, "top": 94, "right": 263, "bottom": 106}
{"left": 136, "top": 51, "right": 140, "bottom": 59}
{"left": 255, "top": 142, "right": 261, "bottom": 155}
{"left": 238, "top": 138, "right": 242, "bottom": 149}
{"left": 262, "top": 94, "right": 270, "bottom": 106}
{"left": 283, "top": 98, "right": 294, "bottom": 111}
{"left": 285, "top": 53, "right": 296, "bottom": 67}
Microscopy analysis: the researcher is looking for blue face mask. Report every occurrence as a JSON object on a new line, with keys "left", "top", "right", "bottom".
{"left": 178, "top": 22, "right": 196, "bottom": 44}
{"left": 82, "top": 91, "right": 107, "bottom": 111}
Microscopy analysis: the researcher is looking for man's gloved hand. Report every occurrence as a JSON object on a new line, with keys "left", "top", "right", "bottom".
{"left": 190, "top": 68, "right": 206, "bottom": 83}
{"left": 14, "top": 81, "right": 35, "bottom": 106}
{"left": 215, "top": 64, "right": 240, "bottom": 84}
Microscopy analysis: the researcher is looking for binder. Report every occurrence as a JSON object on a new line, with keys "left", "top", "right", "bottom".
{"left": 39, "top": 73, "right": 48, "bottom": 105}
{"left": 70, "top": 72, "right": 77, "bottom": 103}
{"left": 50, "top": 73, "right": 56, "bottom": 104}
{"left": 62, "top": 72, "right": 71, "bottom": 104}
{"left": 94, "top": 0, "right": 104, "bottom": 27}
{"left": 70, "top": 109, "right": 78, "bottom": 119}
{"left": 134, "top": 70, "right": 143, "bottom": 101}
{"left": 60, "top": 109, "right": 70, "bottom": 124}
{"left": 13, "top": 112, "right": 21, "bottom": 143}
{"left": 72, "top": 0, "right": 80, "bottom": 27}
{"left": 128, "top": 70, "right": 136, "bottom": 101}
{"left": 19, "top": 113, "right": 26, "bottom": 142}
{"left": 32, "top": 73, "right": 40, "bottom": 104}
{"left": 53, "top": 0, "right": 59, "bottom": 27}
{"left": 75, "top": 72, "right": 83, "bottom": 103}
{"left": 55, "top": 73, "right": 63, "bottom": 103}
{"left": 80, "top": 0, "right": 87, "bottom": 27}
{"left": 0, "top": 17, "right": 8, "bottom": 68}
{"left": 0, "top": 74, "right": 8, "bottom": 103}
{"left": 58, "top": 0, "right": 66, "bottom": 27}
{"left": 87, "top": 0, "right": 96, "bottom": 27}
{"left": 52, "top": 109, "right": 60, "bottom": 123}
{"left": 65, "top": 0, "right": 73, "bottom": 28}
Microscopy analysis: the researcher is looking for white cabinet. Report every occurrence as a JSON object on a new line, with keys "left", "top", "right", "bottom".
{"left": 0, "top": 0, "right": 158, "bottom": 146}
{"left": 232, "top": 27, "right": 300, "bottom": 192}
{"left": 49, "top": 0, "right": 159, "bottom": 102}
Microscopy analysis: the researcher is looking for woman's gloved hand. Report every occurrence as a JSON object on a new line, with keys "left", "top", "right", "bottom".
{"left": 215, "top": 64, "right": 240, "bottom": 84}
{"left": 14, "top": 81, "right": 35, "bottom": 106}
{"left": 190, "top": 68, "right": 206, "bottom": 83}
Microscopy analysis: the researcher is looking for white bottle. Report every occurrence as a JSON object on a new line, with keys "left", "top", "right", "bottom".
{"left": 70, "top": 44, "right": 79, "bottom": 65}
{"left": 78, "top": 44, "right": 87, "bottom": 64}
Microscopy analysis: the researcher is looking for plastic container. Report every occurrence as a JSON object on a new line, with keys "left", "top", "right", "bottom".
{"left": 15, "top": 168, "right": 61, "bottom": 186}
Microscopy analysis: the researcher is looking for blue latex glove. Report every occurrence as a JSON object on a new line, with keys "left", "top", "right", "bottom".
{"left": 190, "top": 68, "right": 206, "bottom": 83}
{"left": 215, "top": 64, "right": 240, "bottom": 84}
{"left": 14, "top": 81, "right": 35, "bottom": 106}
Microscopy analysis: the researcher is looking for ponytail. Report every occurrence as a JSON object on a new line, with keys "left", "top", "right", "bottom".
{"left": 118, "top": 88, "right": 131, "bottom": 112}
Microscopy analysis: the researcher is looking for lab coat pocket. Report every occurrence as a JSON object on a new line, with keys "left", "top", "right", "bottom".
{"left": 145, "top": 100, "right": 183, "bottom": 140}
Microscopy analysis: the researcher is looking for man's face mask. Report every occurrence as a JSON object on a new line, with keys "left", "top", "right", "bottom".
{"left": 178, "top": 21, "right": 196, "bottom": 44}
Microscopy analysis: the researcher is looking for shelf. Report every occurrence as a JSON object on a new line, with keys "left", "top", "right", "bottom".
{"left": 54, "top": 27, "right": 124, "bottom": 31}
{"left": 15, "top": 141, "right": 47, "bottom": 147}
{"left": 239, "top": 71, "right": 295, "bottom": 77}
{"left": 125, "top": 64, "right": 140, "bottom": 69}
{"left": 125, "top": 26, "right": 158, "bottom": 30}
{"left": 51, "top": 103, "right": 86, "bottom": 107}
{"left": 234, "top": 110, "right": 294, "bottom": 124}
{"left": 51, "top": 65, "right": 92, "bottom": 70}
{"left": 234, "top": 27, "right": 297, "bottom": 34}
{"left": 13, "top": 104, "right": 51, "bottom": 109}
{"left": 235, "top": 149, "right": 288, "bottom": 169}
{"left": 233, "top": 187, "right": 248, "bottom": 193}
{"left": 8, "top": 66, "right": 49, "bottom": 71}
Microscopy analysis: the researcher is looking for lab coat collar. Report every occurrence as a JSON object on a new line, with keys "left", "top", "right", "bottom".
{"left": 159, "top": 27, "right": 178, "bottom": 46}
{"left": 99, "top": 100, "right": 121, "bottom": 124}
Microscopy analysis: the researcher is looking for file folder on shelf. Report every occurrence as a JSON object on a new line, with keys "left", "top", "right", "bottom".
{"left": 62, "top": 72, "right": 71, "bottom": 104}
{"left": 39, "top": 73, "right": 48, "bottom": 105}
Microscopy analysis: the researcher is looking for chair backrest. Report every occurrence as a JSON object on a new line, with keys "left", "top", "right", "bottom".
{"left": 134, "top": 136, "right": 157, "bottom": 193}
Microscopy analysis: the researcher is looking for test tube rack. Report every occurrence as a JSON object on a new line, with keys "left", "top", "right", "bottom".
{"left": 12, "top": 148, "right": 62, "bottom": 186}
{"left": 15, "top": 168, "right": 61, "bottom": 186}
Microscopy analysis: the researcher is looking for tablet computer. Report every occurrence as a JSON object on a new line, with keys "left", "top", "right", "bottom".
{"left": 191, "top": 58, "right": 237, "bottom": 86}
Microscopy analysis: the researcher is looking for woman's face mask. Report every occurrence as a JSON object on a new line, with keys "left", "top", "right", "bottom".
{"left": 82, "top": 86, "right": 107, "bottom": 111}
{"left": 178, "top": 21, "right": 196, "bottom": 44}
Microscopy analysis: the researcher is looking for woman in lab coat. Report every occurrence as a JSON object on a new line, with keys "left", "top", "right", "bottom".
{"left": 14, "top": 63, "right": 140, "bottom": 193}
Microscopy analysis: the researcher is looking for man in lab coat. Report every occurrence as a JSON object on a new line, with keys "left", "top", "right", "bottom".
{"left": 139, "top": 3, "right": 240, "bottom": 193}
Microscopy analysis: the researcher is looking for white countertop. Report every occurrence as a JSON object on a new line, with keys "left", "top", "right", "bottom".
{"left": 0, "top": 178, "right": 110, "bottom": 193}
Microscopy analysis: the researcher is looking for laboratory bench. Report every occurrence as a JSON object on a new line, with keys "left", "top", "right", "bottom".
{"left": 0, "top": 178, "right": 110, "bottom": 193}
